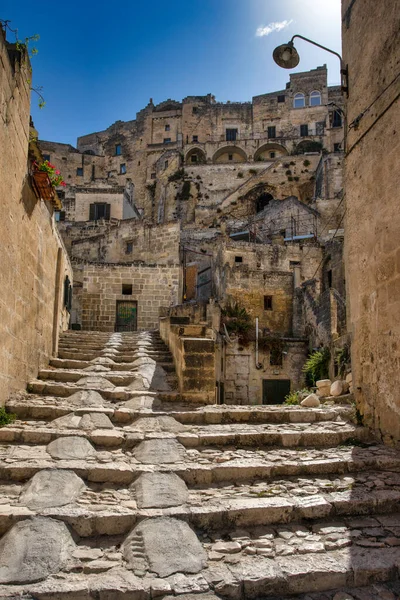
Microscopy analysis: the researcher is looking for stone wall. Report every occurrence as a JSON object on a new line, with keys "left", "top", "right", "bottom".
{"left": 81, "top": 263, "right": 180, "bottom": 331}
{"left": 342, "top": 0, "right": 400, "bottom": 444}
{"left": 0, "top": 27, "right": 72, "bottom": 404}
{"left": 223, "top": 339, "right": 307, "bottom": 405}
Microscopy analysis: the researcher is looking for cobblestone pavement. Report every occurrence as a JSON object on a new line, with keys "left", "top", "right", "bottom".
{"left": 0, "top": 331, "right": 400, "bottom": 599}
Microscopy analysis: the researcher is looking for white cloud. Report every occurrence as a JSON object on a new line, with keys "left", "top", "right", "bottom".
{"left": 256, "top": 20, "right": 293, "bottom": 37}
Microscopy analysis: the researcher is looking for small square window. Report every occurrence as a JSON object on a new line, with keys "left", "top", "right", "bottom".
{"left": 163, "top": 138, "right": 171, "bottom": 144}
{"left": 115, "top": 144, "right": 122, "bottom": 156}
{"left": 191, "top": 155, "right": 198, "bottom": 163}
{"left": 126, "top": 242, "right": 133, "bottom": 254}
{"left": 270, "top": 152, "right": 276, "bottom": 159}
{"left": 42, "top": 154, "right": 51, "bottom": 162}
{"left": 164, "top": 160, "right": 168, "bottom": 169}
{"left": 192, "top": 107, "right": 198, "bottom": 114}
{"left": 270, "top": 349, "right": 283, "bottom": 366}
{"left": 165, "top": 124, "right": 170, "bottom": 131}
{"left": 76, "top": 167, "right": 83, "bottom": 176}
{"left": 267, "top": 126, "right": 276, "bottom": 139}
{"left": 122, "top": 284, "right": 132, "bottom": 295}
{"left": 150, "top": 172, "right": 156, "bottom": 179}
{"left": 228, "top": 154, "right": 233, "bottom": 161}
{"left": 300, "top": 124, "right": 309, "bottom": 137}
{"left": 226, "top": 128, "right": 238, "bottom": 142}
{"left": 334, "top": 143, "right": 341, "bottom": 152}
{"left": 264, "top": 295, "right": 273, "bottom": 310}
{"left": 192, "top": 135, "right": 198, "bottom": 143}
{"left": 235, "top": 256, "right": 243, "bottom": 263}
{"left": 277, "top": 95, "right": 285, "bottom": 103}
{"left": 120, "top": 163, "right": 126, "bottom": 174}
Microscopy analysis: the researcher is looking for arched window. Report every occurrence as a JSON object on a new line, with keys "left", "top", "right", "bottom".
{"left": 293, "top": 93, "right": 305, "bottom": 108}
{"left": 310, "top": 91, "right": 322, "bottom": 106}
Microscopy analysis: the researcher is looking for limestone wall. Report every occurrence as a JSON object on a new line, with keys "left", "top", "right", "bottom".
{"left": 342, "top": 0, "right": 400, "bottom": 444}
{"left": 81, "top": 264, "right": 180, "bottom": 331}
{"left": 0, "top": 27, "right": 72, "bottom": 404}
{"left": 223, "top": 339, "right": 307, "bottom": 405}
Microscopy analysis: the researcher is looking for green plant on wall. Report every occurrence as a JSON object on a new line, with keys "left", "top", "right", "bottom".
{"left": 221, "top": 301, "right": 252, "bottom": 343}
{"left": 0, "top": 407, "right": 16, "bottom": 428}
{"left": 302, "top": 347, "right": 330, "bottom": 386}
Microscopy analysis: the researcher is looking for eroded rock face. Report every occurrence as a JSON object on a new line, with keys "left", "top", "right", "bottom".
{"left": 132, "top": 473, "right": 188, "bottom": 508}
{"left": 124, "top": 518, "right": 206, "bottom": 577}
{"left": 47, "top": 436, "right": 96, "bottom": 460}
{"left": 0, "top": 517, "right": 75, "bottom": 583}
{"left": 19, "top": 470, "right": 85, "bottom": 509}
{"left": 133, "top": 439, "right": 185, "bottom": 464}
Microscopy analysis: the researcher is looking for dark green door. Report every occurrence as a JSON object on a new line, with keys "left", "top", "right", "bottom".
{"left": 115, "top": 301, "right": 137, "bottom": 332}
{"left": 262, "top": 379, "right": 291, "bottom": 405}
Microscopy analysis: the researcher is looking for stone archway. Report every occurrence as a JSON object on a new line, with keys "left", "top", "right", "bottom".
{"left": 212, "top": 145, "right": 247, "bottom": 164}
{"left": 185, "top": 147, "right": 206, "bottom": 165}
{"left": 254, "top": 143, "right": 288, "bottom": 162}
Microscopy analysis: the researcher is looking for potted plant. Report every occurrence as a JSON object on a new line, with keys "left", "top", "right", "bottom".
{"left": 32, "top": 160, "right": 66, "bottom": 201}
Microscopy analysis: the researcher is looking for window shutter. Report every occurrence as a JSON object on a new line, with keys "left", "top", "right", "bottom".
{"left": 89, "top": 204, "right": 95, "bottom": 220}
{"left": 105, "top": 204, "right": 111, "bottom": 220}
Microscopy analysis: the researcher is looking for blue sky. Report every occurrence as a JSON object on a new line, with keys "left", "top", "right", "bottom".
{"left": 2, "top": 0, "right": 342, "bottom": 146}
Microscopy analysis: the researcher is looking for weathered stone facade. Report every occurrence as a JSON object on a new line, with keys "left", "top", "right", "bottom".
{"left": 0, "top": 26, "right": 72, "bottom": 405}
{"left": 342, "top": 0, "right": 400, "bottom": 443}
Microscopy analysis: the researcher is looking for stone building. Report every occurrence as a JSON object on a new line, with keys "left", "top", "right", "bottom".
{"left": 0, "top": 25, "right": 72, "bottom": 404}
{"left": 342, "top": 0, "right": 400, "bottom": 443}
{"left": 43, "top": 65, "right": 346, "bottom": 404}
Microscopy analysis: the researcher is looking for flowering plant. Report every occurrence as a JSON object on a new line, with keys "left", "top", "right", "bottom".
{"left": 33, "top": 160, "right": 66, "bottom": 187}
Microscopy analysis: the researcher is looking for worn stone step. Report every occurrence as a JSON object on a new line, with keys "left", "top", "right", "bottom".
{"left": 0, "top": 470, "right": 400, "bottom": 537}
{"left": 1, "top": 515, "right": 400, "bottom": 598}
{"left": 38, "top": 369, "right": 140, "bottom": 386}
{"left": 49, "top": 358, "right": 175, "bottom": 372}
{"left": 176, "top": 422, "right": 371, "bottom": 448}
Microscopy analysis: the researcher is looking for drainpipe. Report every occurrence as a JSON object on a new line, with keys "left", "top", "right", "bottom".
{"left": 255, "top": 317, "right": 263, "bottom": 369}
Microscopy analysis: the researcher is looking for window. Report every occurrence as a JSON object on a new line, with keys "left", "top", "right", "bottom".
{"left": 191, "top": 155, "right": 198, "bottom": 163}
{"left": 192, "top": 135, "right": 198, "bottom": 143}
{"left": 163, "top": 138, "right": 171, "bottom": 144}
{"left": 270, "top": 349, "right": 283, "bottom": 366}
{"left": 300, "top": 124, "right": 309, "bottom": 137}
{"left": 138, "top": 161, "right": 141, "bottom": 166}
{"left": 76, "top": 167, "right": 83, "bottom": 176}
{"left": 264, "top": 295, "right": 273, "bottom": 311}
{"left": 122, "top": 284, "right": 132, "bottom": 295}
{"left": 164, "top": 160, "right": 168, "bottom": 169}
{"left": 165, "top": 124, "right": 170, "bottom": 131}
{"left": 115, "top": 144, "right": 122, "bottom": 156}
{"left": 332, "top": 110, "right": 342, "bottom": 128}
{"left": 235, "top": 256, "right": 243, "bottom": 263}
{"left": 150, "top": 172, "right": 156, "bottom": 179}
{"left": 310, "top": 91, "right": 322, "bottom": 106}
{"left": 293, "top": 93, "right": 305, "bottom": 108}
{"left": 270, "top": 152, "right": 276, "bottom": 159}
{"left": 120, "top": 163, "right": 126, "bottom": 174}
{"left": 89, "top": 203, "right": 110, "bottom": 221}
{"left": 267, "top": 126, "right": 276, "bottom": 139}
{"left": 226, "top": 128, "right": 238, "bottom": 141}
{"left": 107, "top": 171, "right": 113, "bottom": 178}
{"left": 192, "top": 107, "right": 198, "bottom": 114}
{"left": 334, "top": 143, "right": 341, "bottom": 152}
{"left": 55, "top": 211, "right": 65, "bottom": 222}
{"left": 277, "top": 95, "right": 285, "bottom": 103}
{"left": 126, "top": 242, "right": 133, "bottom": 254}
{"left": 43, "top": 154, "right": 51, "bottom": 162}
{"left": 228, "top": 154, "right": 233, "bottom": 161}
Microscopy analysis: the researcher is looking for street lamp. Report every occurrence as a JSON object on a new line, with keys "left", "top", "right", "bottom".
{"left": 273, "top": 34, "right": 349, "bottom": 96}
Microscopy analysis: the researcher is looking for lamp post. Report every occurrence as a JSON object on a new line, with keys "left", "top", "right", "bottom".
{"left": 273, "top": 34, "right": 348, "bottom": 96}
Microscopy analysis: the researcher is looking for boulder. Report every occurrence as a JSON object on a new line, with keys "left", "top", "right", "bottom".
{"left": 316, "top": 379, "right": 332, "bottom": 397}
{"left": 47, "top": 436, "right": 96, "bottom": 460}
{"left": 19, "top": 469, "right": 85, "bottom": 509}
{"left": 0, "top": 517, "right": 75, "bottom": 583}
{"left": 300, "top": 393, "right": 321, "bottom": 408}
{"left": 132, "top": 472, "right": 188, "bottom": 508}
{"left": 124, "top": 517, "right": 207, "bottom": 577}
{"left": 330, "top": 380, "right": 349, "bottom": 396}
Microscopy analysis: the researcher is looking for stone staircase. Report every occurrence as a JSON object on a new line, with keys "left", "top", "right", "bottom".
{"left": 0, "top": 331, "right": 399, "bottom": 599}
